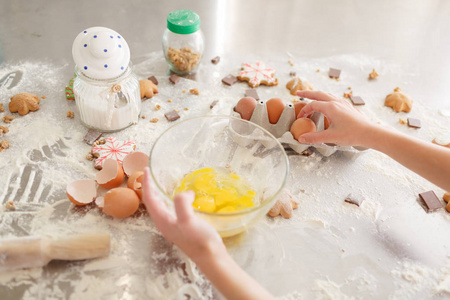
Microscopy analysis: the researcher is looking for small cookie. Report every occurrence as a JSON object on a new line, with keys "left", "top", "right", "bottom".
{"left": 237, "top": 62, "right": 278, "bottom": 88}
{"left": 91, "top": 136, "right": 136, "bottom": 169}
{"left": 139, "top": 79, "right": 158, "bottom": 99}
{"left": 369, "top": 69, "right": 379, "bottom": 80}
{"left": 9, "top": 93, "right": 40, "bottom": 115}
{"left": 286, "top": 77, "right": 313, "bottom": 95}
{"left": 384, "top": 88, "right": 413, "bottom": 112}
{"left": 268, "top": 192, "right": 298, "bottom": 218}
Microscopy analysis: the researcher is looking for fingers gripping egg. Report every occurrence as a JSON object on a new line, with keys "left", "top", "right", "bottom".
{"left": 235, "top": 97, "right": 257, "bottom": 120}
{"left": 266, "top": 98, "right": 285, "bottom": 124}
{"left": 290, "top": 118, "right": 317, "bottom": 141}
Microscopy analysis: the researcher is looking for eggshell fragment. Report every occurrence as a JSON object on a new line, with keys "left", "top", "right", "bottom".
{"left": 103, "top": 188, "right": 140, "bottom": 218}
{"left": 290, "top": 118, "right": 317, "bottom": 141}
{"left": 235, "top": 97, "right": 257, "bottom": 120}
{"left": 67, "top": 179, "right": 97, "bottom": 206}
{"left": 95, "top": 158, "right": 125, "bottom": 189}
{"left": 127, "top": 171, "right": 144, "bottom": 200}
{"left": 266, "top": 98, "right": 285, "bottom": 124}
{"left": 122, "top": 151, "right": 149, "bottom": 177}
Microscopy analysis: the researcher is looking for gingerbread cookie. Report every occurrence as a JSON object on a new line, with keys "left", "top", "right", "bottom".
{"left": 9, "top": 93, "right": 40, "bottom": 115}
{"left": 268, "top": 192, "right": 298, "bottom": 218}
{"left": 91, "top": 136, "right": 136, "bottom": 169}
{"left": 237, "top": 62, "right": 278, "bottom": 88}
{"left": 384, "top": 87, "right": 413, "bottom": 112}
{"left": 65, "top": 75, "right": 76, "bottom": 100}
{"left": 139, "top": 79, "right": 158, "bottom": 99}
{"left": 286, "top": 77, "right": 313, "bottom": 95}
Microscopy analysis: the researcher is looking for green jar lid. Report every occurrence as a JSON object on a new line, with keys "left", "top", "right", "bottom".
{"left": 167, "top": 10, "right": 201, "bottom": 34}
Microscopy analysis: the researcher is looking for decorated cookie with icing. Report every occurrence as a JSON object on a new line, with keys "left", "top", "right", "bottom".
{"left": 92, "top": 136, "right": 136, "bottom": 169}
{"left": 65, "top": 73, "right": 76, "bottom": 100}
{"left": 237, "top": 62, "right": 278, "bottom": 88}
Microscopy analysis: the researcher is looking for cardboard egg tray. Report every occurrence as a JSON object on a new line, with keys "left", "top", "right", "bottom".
{"left": 230, "top": 100, "right": 368, "bottom": 159}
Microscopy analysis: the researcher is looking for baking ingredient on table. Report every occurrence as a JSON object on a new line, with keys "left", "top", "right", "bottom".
{"left": 0, "top": 234, "right": 110, "bottom": 271}
{"left": 209, "top": 100, "right": 219, "bottom": 109}
{"left": 189, "top": 88, "right": 199, "bottom": 95}
{"left": 237, "top": 62, "right": 278, "bottom": 88}
{"left": 95, "top": 158, "right": 125, "bottom": 189}
{"left": 147, "top": 75, "right": 158, "bottom": 85}
{"left": 290, "top": 118, "right": 317, "bottom": 141}
{"left": 418, "top": 190, "right": 443, "bottom": 212}
{"left": 266, "top": 97, "right": 285, "bottom": 124}
{"left": 268, "top": 192, "right": 298, "bottom": 218}
{"left": 0, "top": 140, "right": 10, "bottom": 151}
{"left": 289, "top": 71, "right": 296, "bottom": 77}
{"left": 235, "top": 97, "right": 257, "bottom": 120}
{"left": 286, "top": 77, "right": 313, "bottom": 95}
{"left": 8, "top": 93, "right": 40, "bottom": 115}
{"left": 174, "top": 167, "right": 256, "bottom": 213}
{"left": 2, "top": 115, "right": 14, "bottom": 123}
{"left": 211, "top": 56, "right": 220, "bottom": 64}
{"left": 164, "top": 110, "right": 180, "bottom": 122}
{"left": 139, "top": 79, "right": 158, "bottom": 99}
{"left": 66, "top": 179, "right": 97, "bottom": 206}
{"left": 169, "top": 74, "right": 180, "bottom": 84}
{"left": 103, "top": 187, "right": 140, "bottom": 218}
{"left": 328, "top": 68, "right": 341, "bottom": 79}
{"left": 83, "top": 129, "right": 103, "bottom": 145}
{"left": 407, "top": 117, "right": 421, "bottom": 128}
{"left": 349, "top": 96, "right": 365, "bottom": 106}
{"left": 368, "top": 69, "right": 379, "bottom": 80}
{"left": 384, "top": 87, "right": 413, "bottom": 112}
{"left": 222, "top": 74, "right": 237, "bottom": 86}
{"left": 344, "top": 193, "right": 365, "bottom": 206}
{"left": 66, "top": 110, "right": 74, "bottom": 118}
{"left": 0, "top": 103, "right": 4, "bottom": 112}
{"left": 91, "top": 136, "right": 136, "bottom": 169}
{"left": 122, "top": 151, "right": 149, "bottom": 177}
{"left": 127, "top": 171, "right": 144, "bottom": 200}
{"left": 0, "top": 125, "right": 9, "bottom": 136}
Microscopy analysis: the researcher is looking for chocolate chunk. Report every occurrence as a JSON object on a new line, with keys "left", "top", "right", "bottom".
{"left": 211, "top": 56, "right": 220, "bottom": 64}
{"left": 245, "top": 89, "right": 260, "bottom": 100}
{"left": 350, "top": 96, "right": 365, "bottom": 106}
{"left": 164, "top": 110, "right": 180, "bottom": 122}
{"left": 289, "top": 71, "right": 296, "bottom": 77}
{"left": 169, "top": 74, "right": 180, "bottom": 84}
{"left": 148, "top": 76, "right": 158, "bottom": 85}
{"left": 407, "top": 118, "right": 421, "bottom": 128}
{"left": 210, "top": 100, "right": 219, "bottom": 109}
{"left": 344, "top": 193, "right": 365, "bottom": 207}
{"left": 222, "top": 75, "right": 237, "bottom": 86}
{"left": 329, "top": 68, "right": 341, "bottom": 79}
{"left": 301, "top": 147, "right": 314, "bottom": 156}
{"left": 83, "top": 129, "right": 102, "bottom": 145}
{"left": 419, "top": 190, "right": 443, "bottom": 212}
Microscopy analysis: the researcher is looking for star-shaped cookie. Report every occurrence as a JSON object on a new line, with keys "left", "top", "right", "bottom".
{"left": 237, "top": 62, "right": 278, "bottom": 88}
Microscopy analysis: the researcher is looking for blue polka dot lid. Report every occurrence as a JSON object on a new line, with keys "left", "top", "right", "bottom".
{"left": 72, "top": 27, "right": 130, "bottom": 80}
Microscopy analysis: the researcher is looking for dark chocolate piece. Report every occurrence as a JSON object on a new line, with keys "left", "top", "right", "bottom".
{"left": 289, "top": 71, "right": 296, "bottom": 77}
{"left": 245, "top": 89, "right": 260, "bottom": 100}
{"left": 329, "top": 68, "right": 341, "bottom": 79}
{"left": 419, "top": 191, "right": 443, "bottom": 212}
{"left": 148, "top": 76, "right": 158, "bottom": 85}
{"left": 169, "top": 74, "right": 180, "bottom": 84}
{"left": 344, "top": 193, "right": 365, "bottom": 207}
{"left": 350, "top": 96, "right": 365, "bottom": 106}
{"left": 210, "top": 100, "right": 219, "bottom": 109}
{"left": 83, "top": 129, "right": 102, "bottom": 145}
{"left": 407, "top": 118, "right": 421, "bottom": 128}
{"left": 222, "top": 75, "right": 237, "bottom": 86}
{"left": 211, "top": 56, "right": 220, "bottom": 64}
{"left": 164, "top": 110, "right": 180, "bottom": 122}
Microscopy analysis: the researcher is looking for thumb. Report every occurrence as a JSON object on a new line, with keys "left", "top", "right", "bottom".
{"left": 298, "top": 130, "right": 333, "bottom": 144}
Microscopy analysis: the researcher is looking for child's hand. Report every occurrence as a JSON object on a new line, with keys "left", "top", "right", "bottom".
{"left": 296, "top": 90, "right": 373, "bottom": 147}
{"left": 142, "top": 167, "right": 226, "bottom": 264}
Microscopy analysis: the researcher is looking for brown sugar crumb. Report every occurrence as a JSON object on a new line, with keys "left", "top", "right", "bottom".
{"left": 288, "top": 59, "right": 294, "bottom": 66}
{"left": 168, "top": 99, "right": 173, "bottom": 103}
{"left": 0, "top": 126, "right": 9, "bottom": 136}
{"left": 348, "top": 87, "right": 352, "bottom": 90}
{"left": 182, "top": 90, "right": 186, "bottom": 93}
{"left": 67, "top": 110, "right": 74, "bottom": 118}
{"left": 2, "top": 115, "right": 14, "bottom": 123}
{"left": 343, "top": 91, "right": 353, "bottom": 99}
{"left": 92, "top": 138, "right": 106, "bottom": 147}
{"left": 86, "top": 153, "right": 94, "bottom": 161}
{"left": 41, "top": 95, "right": 46, "bottom": 99}
{"left": 399, "top": 118, "right": 407, "bottom": 125}
{"left": 150, "top": 118, "right": 159, "bottom": 123}
{"left": 189, "top": 88, "right": 199, "bottom": 95}
{"left": 167, "top": 46, "right": 200, "bottom": 73}
{"left": 0, "top": 140, "right": 10, "bottom": 151}
{"left": 394, "top": 87, "right": 402, "bottom": 92}
{"left": 0, "top": 103, "right": 4, "bottom": 112}
{"left": 184, "top": 107, "right": 189, "bottom": 111}
{"left": 369, "top": 69, "right": 379, "bottom": 80}
{"left": 155, "top": 104, "right": 161, "bottom": 111}
{"left": 5, "top": 201, "right": 15, "bottom": 211}
{"left": 141, "top": 115, "right": 147, "bottom": 119}
{"left": 316, "top": 69, "right": 320, "bottom": 72}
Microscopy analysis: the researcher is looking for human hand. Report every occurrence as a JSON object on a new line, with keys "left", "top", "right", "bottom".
{"left": 142, "top": 167, "right": 226, "bottom": 264}
{"left": 296, "top": 90, "right": 374, "bottom": 147}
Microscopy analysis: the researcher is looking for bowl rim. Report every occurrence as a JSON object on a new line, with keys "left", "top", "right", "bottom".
{"left": 149, "top": 114, "right": 290, "bottom": 217}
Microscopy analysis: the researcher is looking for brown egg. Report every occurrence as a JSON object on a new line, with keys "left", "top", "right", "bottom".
{"left": 324, "top": 116, "right": 330, "bottom": 130}
{"left": 290, "top": 118, "right": 317, "bottom": 141}
{"left": 95, "top": 158, "right": 125, "bottom": 189}
{"left": 103, "top": 187, "right": 140, "bottom": 218}
{"left": 235, "top": 97, "right": 257, "bottom": 120}
{"left": 294, "top": 102, "right": 307, "bottom": 118}
{"left": 127, "top": 171, "right": 144, "bottom": 200}
{"left": 66, "top": 179, "right": 96, "bottom": 206}
{"left": 266, "top": 98, "right": 285, "bottom": 124}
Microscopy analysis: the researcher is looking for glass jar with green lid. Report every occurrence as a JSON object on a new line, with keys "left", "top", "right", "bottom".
{"left": 162, "top": 10, "right": 204, "bottom": 75}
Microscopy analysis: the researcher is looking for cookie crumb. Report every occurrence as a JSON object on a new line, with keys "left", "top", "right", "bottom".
{"left": 86, "top": 153, "right": 94, "bottom": 161}
{"left": 0, "top": 104, "right": 4, "bottom": 112}
{"left": 67, "top": 110, "right": 74, "bottom": 118}
{"left": 369, "top": 69, "right": 379, "bottom": 80}
{"left": 343, "top": 91, "right": 353, "bottom": 99}
{"left": 288, "top": 59, "right": 294, "bottom": 66}
{"left": 150, "top": 118, "right": 159, "bottom": 123}
{"left": 168, "top": 99, "right": 173, "bottom": 103}
{"left": 301, "top": 189, "right": 306, "bottom": 193}
{"left": 182, "top": 90, "right": 186, "bottom": 93}
{"left": 394, "top": 87, "right": 402, "bottom": 92}
{"left": 347, "top": 86, "right": 352, "bottom": 90}
{"left": 316, "top": 69, "right": 320, "bottom": 72}
{"left": 399, "top": 118, "right": 407, "bottom": 125}
{"left": 0, "top": 126, "right": 9, "bottom": 136}
{"left": 141, "top": 115, "right": 146, "bottom": 119}
{"left": 93, "top": 138, "right": 106, "bottom": 147}
{"left": 2, "top": 115, "right": 14, "bottom": 123}
{"left": 41, "top": 95, "right": 46, "bottom": 99}
{"left": 155, "top": 104, "right": 161, "bottom": 111}
{"left": 5, "top": 201, "right": 15, "bottom": 211}
{"left": 189, "top": 88, "right": 199, "bottom": 95}
{"left": 0, "top": 140, "right": 10, "bottom": 151}
{"left": 184, "top": 107, "right": 189, "bottom": 111}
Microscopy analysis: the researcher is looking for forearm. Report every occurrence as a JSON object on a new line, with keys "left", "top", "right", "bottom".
{"left": 194, "top": 246, "right": 275, "bottom": 300}
{"left": 361, "top": 124, "right": 450, "bottom": 191}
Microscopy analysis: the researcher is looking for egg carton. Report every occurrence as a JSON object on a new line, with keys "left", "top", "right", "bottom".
{"left": 229, "top": 100, "right": 368, "bottom": 159}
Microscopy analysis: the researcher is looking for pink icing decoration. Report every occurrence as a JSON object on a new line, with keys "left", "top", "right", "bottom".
{"left": 92, "top": 136, "right": 136, "bottom": 168}
{"left": 238, "top": 62, "right": 277, "bottom": 87}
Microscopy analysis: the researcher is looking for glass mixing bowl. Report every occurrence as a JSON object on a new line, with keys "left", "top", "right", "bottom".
{"left": 149, "top": 115, "right": 289, "bottom": 237}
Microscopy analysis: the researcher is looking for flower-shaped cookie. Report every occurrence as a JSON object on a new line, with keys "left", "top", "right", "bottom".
{"left": 268, "top": 192, "right": 299, "bottom": 218}
{"left": 9, "top": 93, "right": 40, "bottom": 115}
{"left": 139, "top": 80, "right": 158, "bottom": 99}
{"left": 286, "top": 77, "right": 313, "bottom": 95}
{"left": 237, "top": 62, "right": 278, "bottom": 88}
{"left": 91, "top": 136, "right": 136, "bottom": 169}
{"left": 384, "top": 87, "right": 413, "bottom": 112}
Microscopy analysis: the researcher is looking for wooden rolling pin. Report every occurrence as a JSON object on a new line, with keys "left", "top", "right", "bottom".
{"left": 0, "top": 234, "right": 110, "bottom": 271}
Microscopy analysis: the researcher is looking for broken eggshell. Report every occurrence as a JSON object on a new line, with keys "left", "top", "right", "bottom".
{"left": 95, "top": 196, "right": 105, "bottom": 209}
{"left": 95, "top": 158, "right": 125, "bottom": 189}
{"left": 103, "top": 187, "right": 140, "bottom": 218}
{"left": 67, "top": 179, "right": 97, "bottom": 206}
{"left": 122, "top": 151, "right": 149, "bottom": 177}
{"left": 127, "top": 171, "right": 144, "bottom": 200}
